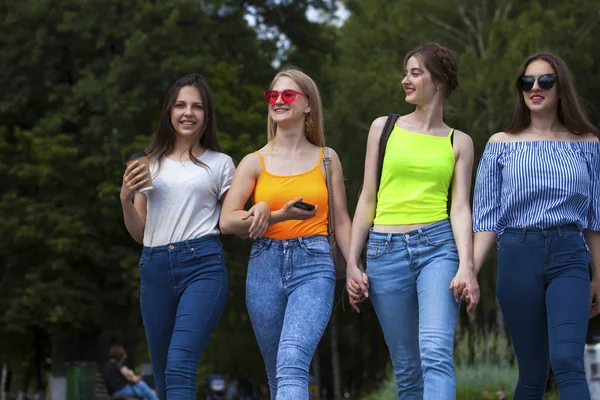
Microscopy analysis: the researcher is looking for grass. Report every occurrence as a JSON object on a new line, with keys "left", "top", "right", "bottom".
{"left": 361, "top": 330, "right": 559, "bottom": 399}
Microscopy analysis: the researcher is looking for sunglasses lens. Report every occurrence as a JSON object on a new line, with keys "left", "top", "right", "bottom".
{"left": 281, "top": 90, "right": 298, "bottom": 104}
{"left": 263, "top": 90, "right": 277, "bottom": 104}
{"left": 538, "top": 74, "right": 557, "bottom": 90}
{"left": 520, "top": 76, "right": 535, "bottom": 92}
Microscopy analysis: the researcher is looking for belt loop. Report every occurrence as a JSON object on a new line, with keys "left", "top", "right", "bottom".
{"left": 519, "top": 228, "right": 527, "bottom": 243}
{"left": 557, "top": 225, "right": 563, "bottom": 239}
{"left": 386, "top": 233, "right": 392, "bottom": 245}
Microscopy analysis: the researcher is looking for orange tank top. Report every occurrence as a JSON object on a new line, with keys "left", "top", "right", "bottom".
{"left": 253, "top": 148, "right": 329, "bottom": 240}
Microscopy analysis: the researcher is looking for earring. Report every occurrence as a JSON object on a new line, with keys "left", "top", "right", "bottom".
{"left": 305, "top": 114, "right": 314, "bottom": 132}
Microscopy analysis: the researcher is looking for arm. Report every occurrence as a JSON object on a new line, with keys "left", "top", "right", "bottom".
{"left": 472, "top": 134, "right": 504, "bottom": 276}
{"left": 347, "top": 117, "right": 387, "bottom": 267}
{"left": 586, "top": 230, "right": 600, "bottom": 280}
{"left": 586, "top": 141, "right": 600, "bottom": 317}
{"left": 219, "top": 153, "right": 315, "bottom": 238}
{"left": 345, "top": 117, "right": 387, "bottom": 310}
{"left": 449, "top": 131, "right": 475, "bottom": 270}
{"left": 219, "top": 153, "right": 266, "bottom": 236}
{"left": 120, "top": 366, "right": 141, "bottom": 383}
{"left": 327, "top": 147, "right": 352, "bottom": 260}
{"left": 448, "top": 131, "right": 479, "bottom": 314}
{"left": 120, "top": 160, "right": 149, "bottom": 244}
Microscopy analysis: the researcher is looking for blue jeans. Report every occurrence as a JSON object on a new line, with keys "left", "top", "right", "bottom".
{"left": 366, "top": 219, "right": 460, "bottom": 400}
{"left": 246, "top": 235, "right": 335, "bottom": 400}
{"left": 139, "top": 235, "right": 228, "bottom": 400}
{"left": 113, "top": 381, "right": 159, "bottom": 400}
{"left": 497, "top": 225, "right": 590, "bottom": 399}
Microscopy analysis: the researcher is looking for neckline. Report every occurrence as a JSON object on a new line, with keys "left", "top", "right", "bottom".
{"left": 394, "top": 123, "right": 453, "bottom": 138}
{"left": 257, "top": 148, "right": 323, "bottom": 177}
{"left": 164, "top": 149, "right": 210, "bottom": 163}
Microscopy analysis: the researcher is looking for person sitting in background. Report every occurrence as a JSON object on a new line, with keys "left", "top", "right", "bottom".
{"left": 102, "top": 345, "right": 158, "bottom": 400}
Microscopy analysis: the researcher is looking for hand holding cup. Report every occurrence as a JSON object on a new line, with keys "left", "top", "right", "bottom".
{"left": 121, "top": 152, "right": 153, "bottom": 203}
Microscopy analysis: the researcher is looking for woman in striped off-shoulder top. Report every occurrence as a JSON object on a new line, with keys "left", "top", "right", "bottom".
{"left": 472, "top": 53, "right": 600, "bottom": 399}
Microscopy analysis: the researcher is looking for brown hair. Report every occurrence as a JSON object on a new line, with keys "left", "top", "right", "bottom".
{"left": 266, "top": 67, "right": 325, "bottom": 147}
{"left": 404, "top": 43, "right": 459, "bottom": 99}
{"left": 508, "top": 53, "right": 599, "bottom": 137}
{"left": 146, "top": 74, "right": 224, "bottom": 169}
{"left": 107, "top": 346, "right": 126, "bottom": 362}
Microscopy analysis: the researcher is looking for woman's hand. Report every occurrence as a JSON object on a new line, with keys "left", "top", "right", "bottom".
{"left": 273, "top": 197, "right": 317, "bottom": 222}
{"left": 120, "top": 160, "right": 150, "bottom": 203}
{"left": 243, "top": 201, "right": 271, "bottom": 239}
{"left": 346, "top": 263, "right": 369, "bottom": 313}
{"left": 449, "top": 265, "right": 480, "bottom": 315}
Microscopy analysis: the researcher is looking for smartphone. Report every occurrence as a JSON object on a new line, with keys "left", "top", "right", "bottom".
{"left": 293, "top": 201, "right": 316, "bottom": 211}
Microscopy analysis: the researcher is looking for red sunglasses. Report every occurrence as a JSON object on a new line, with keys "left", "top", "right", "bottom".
{"left": 263, "top": 89, "right": 308, "bottom": 105}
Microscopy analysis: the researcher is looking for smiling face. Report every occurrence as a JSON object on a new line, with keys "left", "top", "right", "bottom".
{"left": 522, "top": 59, "right": 559, "bottom": 113}
{"left": 401, "top": 55, "right": 439, "bottom": 106}
{"left": 268, "top": 76, "right": 310, "bottom": 126}
{"left": 170, "top": 85, "right": 205, "bottom": 140}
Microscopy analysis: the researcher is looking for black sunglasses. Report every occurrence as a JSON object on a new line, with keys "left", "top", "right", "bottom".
{"left": 519, "top": 73, "right": 558, "bottom": 92}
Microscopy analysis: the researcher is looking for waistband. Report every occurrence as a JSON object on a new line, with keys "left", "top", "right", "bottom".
{"left": 142, "top": 235, "right": 222, "bottom": 255}
{"left": 254, "top": 234, "right": 328, "bottom": 249}
{"left": 502, "top": 224, "right": 580, "bottom": 238}
{"left": 369, "top": 218, "right": 451, "bottom": 242}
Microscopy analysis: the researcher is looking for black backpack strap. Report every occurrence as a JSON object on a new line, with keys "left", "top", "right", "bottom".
{"left": 376, "top": 113, "right": 400, "bottom": 193}
{"left": 447, "top": 128, "right": 455, "bottom": 213}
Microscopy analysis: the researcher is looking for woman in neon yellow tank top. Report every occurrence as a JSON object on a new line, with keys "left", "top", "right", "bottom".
{"left": 347, "top": 43, "right": 480, "bottom": 399}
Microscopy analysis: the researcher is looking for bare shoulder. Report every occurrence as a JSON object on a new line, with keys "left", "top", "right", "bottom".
{"left": 237, "top": 152, "right": 262, "bottom": 174}
{"left": 324, "top": 146, "right": 343, "bottom": 167}
{"left": 488, "top": 132, "right": 511, "bottom": 143}
{"left": 580, "top": 132, "right": 600, "bottom": 142}
{"left": 368, "top": 116, "right": 389, "bottom": 139}
{"left": 453, "top": 129, "right": 473, "bottom": 145}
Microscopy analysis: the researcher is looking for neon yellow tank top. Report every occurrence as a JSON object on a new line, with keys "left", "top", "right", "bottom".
{"left": 374, "top": 124, "right": 455, "bottom": 225}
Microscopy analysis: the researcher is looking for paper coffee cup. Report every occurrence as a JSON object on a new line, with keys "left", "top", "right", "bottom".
{"left": 124, "top": 152, "right": 153, "bottom": 193}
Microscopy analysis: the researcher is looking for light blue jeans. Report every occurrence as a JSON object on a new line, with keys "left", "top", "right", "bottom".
{"left": 367, "top": 219, "right": 460, "bottom": 400}
{"left": 246, "top": 235, "right": 336, "bottom": 400}
{"left": 113, "top": 381, "right": 159, "bottom": 400}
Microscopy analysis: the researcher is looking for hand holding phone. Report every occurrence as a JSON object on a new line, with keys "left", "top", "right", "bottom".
{"left": 293, "top": 201, "right": 316, "bottom": 211}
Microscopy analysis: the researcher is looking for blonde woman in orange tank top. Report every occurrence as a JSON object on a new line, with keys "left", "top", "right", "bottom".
{"left": 220, "top": 67, "right": 352, "bottom": 400}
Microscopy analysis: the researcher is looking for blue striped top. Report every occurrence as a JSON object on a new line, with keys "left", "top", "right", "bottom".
{"left": 473, "top": 141, "right": 600, "bottom": 235}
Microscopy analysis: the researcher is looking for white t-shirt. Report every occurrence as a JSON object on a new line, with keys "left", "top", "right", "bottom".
{"left": 143, "top": 150, "right": 236, "bottom": 247}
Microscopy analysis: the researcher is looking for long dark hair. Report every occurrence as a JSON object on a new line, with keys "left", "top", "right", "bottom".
{"left": 404, "top": 42, "right": 459, "bottom": 99}
{"left": 146, "top": 74, "right": 223, "bottom": 168}
{"left": 508, "top": 53, "right": 599, "bottom": 137}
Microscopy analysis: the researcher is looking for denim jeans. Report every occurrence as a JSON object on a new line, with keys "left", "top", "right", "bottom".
{"left": 246, "top": 235, "right": 335, "bottom": 400}
{"left": 113, "top": 381, "right": 159, "bottom": 400}
{"left": 497, "top": 225, "right": 590, "bottom": 399}
{"left": 366, "top": 219, "right": 460, "bottom": 400}
{"left": 139, "top": 235, "right": 228, "bottom": 400}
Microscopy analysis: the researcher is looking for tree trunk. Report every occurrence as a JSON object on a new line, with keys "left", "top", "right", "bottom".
{"left": 329, "top": 311, "right": 342, "bottom": 399}
{"left": 311, "top": 347, "right": 321, "bottom": 400}
{"left": 1, "top": 362, "right": 7, "bottom": 400}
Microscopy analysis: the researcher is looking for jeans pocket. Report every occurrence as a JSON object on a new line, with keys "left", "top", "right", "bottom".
{"left": 138, "top": 253, "right": 151, "bottom": 272}
{"left": 300, "top": 239, "right": 331, "bottom": 257}
{"left": 366, "top": 242, "right": 388, "bottom": 259}
{"left": 249, "top": 241, "right": 269, "bottom": 259}
{"left": 424, "top": 229, "right": 455, "bottom": 246}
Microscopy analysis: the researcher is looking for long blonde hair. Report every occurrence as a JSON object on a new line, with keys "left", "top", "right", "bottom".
{"left": 266, "top": 67, "right": 325, "bottom": 146}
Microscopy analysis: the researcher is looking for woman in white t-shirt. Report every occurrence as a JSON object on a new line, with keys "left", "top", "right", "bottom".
{"left": 120, "top": 74, "right": 235, "bottom": 400}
